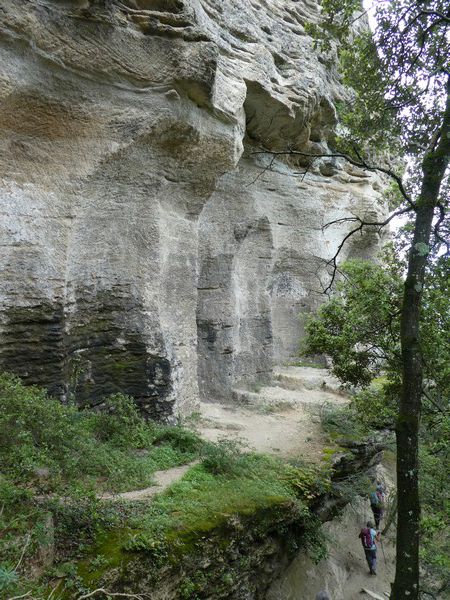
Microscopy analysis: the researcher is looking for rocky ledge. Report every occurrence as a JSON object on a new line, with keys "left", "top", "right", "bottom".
{"left": 56, "top": 438, "right": 385, "bottom": 599}
{"left": 0, "top": 0, "right": 387, "bottom": 419}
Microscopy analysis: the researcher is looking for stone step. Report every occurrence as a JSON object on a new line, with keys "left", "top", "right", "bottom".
{"left": 273, "top": 366, "right": 343, "bottom": 394}
{"left": 233, "top": 382, "right": 347, "bottom": 410}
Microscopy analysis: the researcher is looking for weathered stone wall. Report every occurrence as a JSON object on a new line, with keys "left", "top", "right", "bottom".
{"left": 0, "top": 0, "right": 386, "bottom": 417}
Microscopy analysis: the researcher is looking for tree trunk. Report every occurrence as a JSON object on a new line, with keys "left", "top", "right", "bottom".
{"left": 392, "top": 79, "right": 450, "bottom": 600}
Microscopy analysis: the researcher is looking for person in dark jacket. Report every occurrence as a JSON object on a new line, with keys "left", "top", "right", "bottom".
{"left": 370, "top": 483, "right": 386, "bottom": 528}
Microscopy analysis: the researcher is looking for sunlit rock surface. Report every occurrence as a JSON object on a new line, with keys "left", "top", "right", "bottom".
{"left": 0, "top": 0, "right": 386, "bottom": 418}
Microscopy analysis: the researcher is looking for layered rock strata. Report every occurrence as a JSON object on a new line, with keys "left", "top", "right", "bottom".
{"left": 0, "top": 0, "right": 386, "bottom": 417}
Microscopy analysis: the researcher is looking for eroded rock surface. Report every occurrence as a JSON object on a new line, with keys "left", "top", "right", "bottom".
{"left": 0, "top": 0, "right": 386, "bottom": 418}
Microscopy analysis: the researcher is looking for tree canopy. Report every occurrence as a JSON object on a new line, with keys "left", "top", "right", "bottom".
{"left": 303, "top": 252, "right": 450, "bottom": 596}
{"left": 301, "top": 1, "right": 450, "bottom": 598}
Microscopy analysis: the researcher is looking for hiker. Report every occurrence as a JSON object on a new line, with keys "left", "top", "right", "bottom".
{"left": 315, "top": 592, "right": 331, "bottom": 600}
{"left": 359, "top": 520, "right": 380, "bottom": 575}
{"left": 369, "top": 482, "right": 385, "bottom": 528}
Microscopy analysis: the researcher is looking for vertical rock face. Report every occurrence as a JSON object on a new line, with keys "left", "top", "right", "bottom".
{"left": 0, "top": 0, "right": 386, "bottom": 418}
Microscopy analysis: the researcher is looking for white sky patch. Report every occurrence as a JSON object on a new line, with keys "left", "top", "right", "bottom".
{"left": 362, "top": 0, "right": 377, "bottom": 31}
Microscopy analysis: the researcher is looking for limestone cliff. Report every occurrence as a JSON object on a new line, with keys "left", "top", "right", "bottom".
{"left": 0, "top": 0, "right": 386, "bottom": 418}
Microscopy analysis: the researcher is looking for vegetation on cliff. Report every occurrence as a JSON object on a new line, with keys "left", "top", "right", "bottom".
{"left": 303, "top": 252, "right": 450, "bottom": 597}
{"left": 302, "top": 1, "right": 450, "bottom": 596}
{"left": 0, "top": 375, "right": 338, "bottom": 599}
{"left": 0, "top": 375, "right": 202, "bottom": 597}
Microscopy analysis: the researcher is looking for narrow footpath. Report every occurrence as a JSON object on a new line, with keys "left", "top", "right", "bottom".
{"left": 100, "top": 366, "right": 396, "bottom": 600}
{"left": 197, "top": 366, "right": 347, "bottom": 459}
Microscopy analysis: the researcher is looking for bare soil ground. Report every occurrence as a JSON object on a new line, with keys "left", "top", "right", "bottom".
{"left": 196, "top": 367, "right": 347, "bottom": 461}
{"left": 196, "top": 367, "right": 397, "bottom": 600}
{"left": 99, "top": 366, "right": 396, "bottom": 599}
{"left": 98, "top": 463, "right": 196, "bottom": 501}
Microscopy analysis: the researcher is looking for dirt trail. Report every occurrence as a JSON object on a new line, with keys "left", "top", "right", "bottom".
{"left": 97, "top": 366, "right": 396, "bottom": 598}
{"left": 197, "top": 366, "right": 347, "bottom": 461}
{"left": 98, "top": 463, "right": 195, "bottom": 501}
{"left": 197, "top": 368, "right": 397, "bottom": 600}
{"left": 101, "top": 367, "right": 346, "bottom": 501}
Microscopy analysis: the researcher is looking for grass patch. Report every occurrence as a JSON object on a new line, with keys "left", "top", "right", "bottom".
{"left": 44, "top": 448, "right": 331, "bottom": 595}
{"left": 0, "top": 373, "right": 206, "bottom": 597}
{"left": 124, "top": 448, "right": 331, "bottom": 557}
{"left": 0, "top": 375, "right": 331, "bottom": 598}
{"left": 127, "top": 459, "right": 294, "bottom": 547}
{"left": 0, "top": 373, "right": 204, "bottom": 495}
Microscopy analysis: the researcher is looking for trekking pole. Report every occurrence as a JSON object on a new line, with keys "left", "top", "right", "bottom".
{"left": 380, "top": 536, "right": 387, "bottom": 566}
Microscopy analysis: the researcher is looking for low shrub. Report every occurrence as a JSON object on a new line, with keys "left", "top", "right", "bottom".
{"left": 350, "top": 383, "right": 397, "bottom": 430}
{"left": 0, "top": 374, "right": 205, "bottom": 494}
{"left": 153, "top": 425, "right": 204, "bottom": 455}
{"left": 125, "top": 452, "right": 331, "bottom": 559}
{"left": 200, "top": 439, "right": 247, "bottom": 476}
{"left": 0, "top": 373, "right": 208, "bottom": 598}
{"left": 88, "top": 393, "right": 152, "bottom": 448}
{"left": 320, "top": 403, "right": 369, "bottom": 442}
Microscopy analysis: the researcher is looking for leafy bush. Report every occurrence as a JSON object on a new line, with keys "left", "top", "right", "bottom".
{"left": 0, "top": 374, "right": 204, "bottom": 494}
{"left": 350, "top": 383, "right": 397, "bottom": 430}
{"left": 283, "top": 460, "right": 332, "bottom": 501}
{"left": 320, "top": 403, "right": 370, "bottom": 442}
{"left": 302, "top": 257, "right": 403, "bottom": 388}
{"left": 419, "top": 421, "right": 450, "bottom": 596}
{"left": 200, "top": 439, "right": 247, "bottom": 476}
{"left": 0, "top": 374, "right": 210, "bottom": 596}
{"left": 0, "top": 374, "right": 333, "bottom": 595}
{"left": 0, "top": 373, "right": 84, "bottom": 482}
{"left": 153, "top": 425, "right": 204, "bottom": 455}
{"left": 88, "top": 393, "right": 150, "bottom": 448}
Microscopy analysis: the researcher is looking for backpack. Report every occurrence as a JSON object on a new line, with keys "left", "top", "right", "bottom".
{"left": 360, "top": 527, "right": 373, "bottom": 549}
{"left": 370, "top": 491, "right": 382, "bottom": 507}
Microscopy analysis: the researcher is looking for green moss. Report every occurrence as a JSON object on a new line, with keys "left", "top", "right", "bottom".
{"left": 321, "top": 445, "right": 346, "bottom": 463}
{"left": 52, "top": 529, "right": 137, "bottom": 598}
{"left": 0, "top": 375, "right": 211, "bottom": 595}
{"left": 77, "top": 529, "right": 134, "bottom": 582}
{"left": 109, "top": 357, "right": 143, "bottom": 372}
{"left": 2, "top": 377, "right": 332, "bottom": 597}
{"left": 122, "top": 453, "right": 329, "bottom": 555}
{"left": 47, "top": 448, "right": 331, "bottom": 598}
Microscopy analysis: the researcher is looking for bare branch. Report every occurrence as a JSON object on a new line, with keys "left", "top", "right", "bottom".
{"left": 432, "top": 202, "right": 450, "bottom": 254}
{"left": 322, "top": 206, "right": 412, "bottom": 232}
{"left": 417, "top": 10, "right": 450, "bottom": 24}
{"left": 246, "top": 154, "right": 276, "bottom": 187}
{"left": 300, "top": 156, "right": 318, "bottom": 182}
{"left": 250, "top": 149, "right": 415, "bottom": 208}
{"left": 323, "top": 221, "right": 365, "bottom": 293}
{"left": 14, "top": 534, "right": 31, "bottom": 571}
{"left": 422, "top": 388, "right": 448, "bottom": 416}
{"left": 7, "top": 592, "right": 32, "bottom": 600}
{"left": 77, "top": 590, "right": 150, "bottom": 600}
{"left": 319, "top": 205, "right": 413, "bottom": 293}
